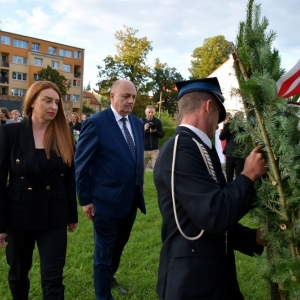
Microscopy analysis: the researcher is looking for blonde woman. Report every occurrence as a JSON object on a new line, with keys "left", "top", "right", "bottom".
{"left": 69, "top": 111, "right": 82, "bottom": 131}
{"left": 0, "top": 81, "right": 78, "bottom": 299}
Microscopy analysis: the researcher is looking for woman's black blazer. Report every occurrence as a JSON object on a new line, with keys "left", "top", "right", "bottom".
{"left": 0, "top": 118, "right": 78, "bottom": 233}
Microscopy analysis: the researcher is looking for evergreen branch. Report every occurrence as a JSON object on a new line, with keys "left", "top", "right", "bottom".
{"left": 232, "top": 47, "right": 289, "bottom": 223}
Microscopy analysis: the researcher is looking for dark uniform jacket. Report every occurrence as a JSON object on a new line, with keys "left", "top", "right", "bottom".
{"left": 0, "top": 118, "right": 78, "bottom": 233}
{"left": 154, "top": 126, "right": 263, "bottom": 300}
{"left": 141, "top": 117, "right": 164, "bottom": 150}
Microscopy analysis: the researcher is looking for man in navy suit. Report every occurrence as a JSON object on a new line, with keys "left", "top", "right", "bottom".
{"left": 75, "top": 79, "right": 146, "bottom": 300}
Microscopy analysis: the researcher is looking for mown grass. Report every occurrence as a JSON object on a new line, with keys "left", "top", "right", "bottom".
{"left": 0, "top": 172, "right": 269, "bottom": 299}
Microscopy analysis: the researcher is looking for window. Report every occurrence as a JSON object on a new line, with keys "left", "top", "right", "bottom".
{"left": 12, "top": 72, "right": 27, "bottom": 81}
{"left": 34, "top": 58, "right": 43, "bottom": 66}
{"left": 74, "top": 51, "right": 81, "bottom": 59}
{"left": 63, "top": 64, "right": 71, "bottom": 72}
{"left": 52, "top": 61, "right": 59, "bottom": 69}
{"left": 13, "top": 39, "right": 28, "bottom": 49}
{"left": 73, "top": 80, "right": 80, "bottom": 87}
{"left": 34, "top": 74, "right": 41, "bottom": 81}
{"left": 72, "top": 95, "right": 79, "bottom": 102}
{"left": 31, "top": 43, "right": 40, "bottom": 51}
{"left": 64, "top": 94, "right": 71, "bottom": 101}
{"left": 11, "top": 88, "right": 27, "bottom": 96}
{"left": 1, "top": 35, "right": 11, "bottom": 45}
{"left": 59, "top": 49, "right": 72, "bottom": 58}
{"left": 12, "top": 56, "right": 27, "bottom": 65}
{"left": 96, "top": 106, "right": 99, "bottom": 111}
{"left": 48, "top": 46, "right": 56, "bottom": 55}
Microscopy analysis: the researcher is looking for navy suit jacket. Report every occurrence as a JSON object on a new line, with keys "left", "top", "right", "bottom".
{"left": 75, "top": 106, "right": 146, "bottom": 218}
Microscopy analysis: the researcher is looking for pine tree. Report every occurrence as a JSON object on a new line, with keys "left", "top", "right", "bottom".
{"left": 232, "top": 1, "right": 300, "bottom": 299}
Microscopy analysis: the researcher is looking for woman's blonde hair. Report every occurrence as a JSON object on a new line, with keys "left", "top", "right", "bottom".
{"left": 71, "top": 112, "right": 80, "bottom": 122}
{"left": 23, "top": 81, "right": 74, "bottom": 166}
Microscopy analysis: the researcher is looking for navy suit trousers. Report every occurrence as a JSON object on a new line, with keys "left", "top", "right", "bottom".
{"left": 93, "top": 188, "right": 138, "bottom": 300}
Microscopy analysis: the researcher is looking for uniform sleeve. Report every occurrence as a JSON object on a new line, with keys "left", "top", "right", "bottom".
{"left": 229, "top": 223, "right": 264, "bottom": 256}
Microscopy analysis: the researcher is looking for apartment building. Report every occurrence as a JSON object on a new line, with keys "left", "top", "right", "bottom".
{"left": 0, "top": 30, "right": 84, "bottom": 119}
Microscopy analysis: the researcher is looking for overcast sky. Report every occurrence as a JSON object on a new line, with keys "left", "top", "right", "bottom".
{"left": 0, "top": 0, "right": 299, "bottom": 89}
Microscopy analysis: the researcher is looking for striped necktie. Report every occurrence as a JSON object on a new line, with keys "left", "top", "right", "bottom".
{"left": 121, "top": 117, "right": 136, "bottom": 161}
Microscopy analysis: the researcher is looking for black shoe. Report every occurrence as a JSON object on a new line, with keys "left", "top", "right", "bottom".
{"left": 111, "top": 278, "right": 127, "bottom": 295}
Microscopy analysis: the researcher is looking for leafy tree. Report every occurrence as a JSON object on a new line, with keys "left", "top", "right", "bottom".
{"left": 82, "top": 103, "right": 94, "bottom": 114}
{"left": 149, "top": 58, "right": 184, "bottom": 117}
{"left": 97, "top": 26, "right": 152, "bottom": 93}
{"left": 37, "top": 65, "right": 70, "bottom": 95}
{"left": 233, "top": 1, "right": 300, "bottom": 299}
{"left": 189, "top": 35, "right": 232, "bottom": 78}
{"left": 97, "top": 25, "right": 153, "bottom": 116}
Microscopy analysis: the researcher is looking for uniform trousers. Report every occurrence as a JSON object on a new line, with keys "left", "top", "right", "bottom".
{"left": 6, "top": 227, "right": 67, "bottom": 300}
{"left": 93, "top": 188, "right": 139, "bottom": 300}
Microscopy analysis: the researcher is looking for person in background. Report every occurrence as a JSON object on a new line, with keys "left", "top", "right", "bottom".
{"left": 82, "top": 113, "right": 91, "bottom": 122}
{"left": 0, "top": 81, "right": 78, "bottom": 300}
{"left": 69, "top": 112, "right": 82, "bottom": 131}
{"left": 141, "top": 105, "right": 164, "bottom": 172}
{"left": 6, "top": 110, "right": 21, "bottom": 124}
{"left": 219, "top": 111, "right": 246, "bottom": 183}
{"left": 154, "top": 78, "right": 267, "bottom": 300}
{"left": 75, "top": 79, "right": 146, "bottom": 300}
{"left": 0, "top": 107, "right": 10, "bottom": 125}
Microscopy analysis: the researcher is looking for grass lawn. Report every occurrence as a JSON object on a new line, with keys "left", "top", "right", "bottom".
{"left": 0, "top": 171, "right": 269, "bottom": 299}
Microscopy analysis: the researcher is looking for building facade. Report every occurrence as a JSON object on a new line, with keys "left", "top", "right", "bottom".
{"left": 208, "top": 54, "right": 244, "bottom": 116}
{"left": 0, "top": 30, "right": 84, "bottom": 119}
{"left": 83, "top": 90, "right": 101, "bottom": 114}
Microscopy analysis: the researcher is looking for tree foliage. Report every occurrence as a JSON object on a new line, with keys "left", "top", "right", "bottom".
{"left": 233, "top": 1, "right": 300, "bottom": 299}
{"left": 37, "top": 65, "right": 70, "bottom": 95}
{"left": 97, "top": 25, "right": 152, "bottom": 93}
{"left": 96, "top": 25, "right": 183, "bottom": 118}
{"left": 149, "top": 58, "right": 184, "bottom": 117}
{"left": 189, "top": 35, "right": 232, "bottom": 79}
{"left": 82, "top": 103, "right": 94, "bottom": 114}
{"left": 85, "top": 81, "right": 91, "bottom": 91}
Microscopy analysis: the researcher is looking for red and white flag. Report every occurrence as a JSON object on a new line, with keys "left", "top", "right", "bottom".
{"left": 277, "top": 59, "right": 300, "bottom": 98}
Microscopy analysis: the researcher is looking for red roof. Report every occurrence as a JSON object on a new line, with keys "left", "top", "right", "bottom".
{"left": 83, "top": 91, "right": 101, "bottom": 105}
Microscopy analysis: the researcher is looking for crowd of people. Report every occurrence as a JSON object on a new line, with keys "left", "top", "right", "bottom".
{"left": 0, "top": 78, "right": 268, "bottom": 300}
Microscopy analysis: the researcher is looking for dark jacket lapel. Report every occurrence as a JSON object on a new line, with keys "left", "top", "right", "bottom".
{"left": 19, "top": 118, "right": 43, "bottom": 177}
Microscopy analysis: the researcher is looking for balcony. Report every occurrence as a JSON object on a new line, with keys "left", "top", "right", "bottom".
{"left": 0, "top": 77, "right": 9, "bottom": 84}
{"left": 74, "top": 72, "right": 81, "bottom": 78}
{"left": 1, "top": 62, "right": 9, "bottom": 68}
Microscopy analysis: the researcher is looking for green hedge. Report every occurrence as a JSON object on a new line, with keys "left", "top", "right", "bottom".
{"left": 158, "top": 127, "right": 176, "bottom": 149}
